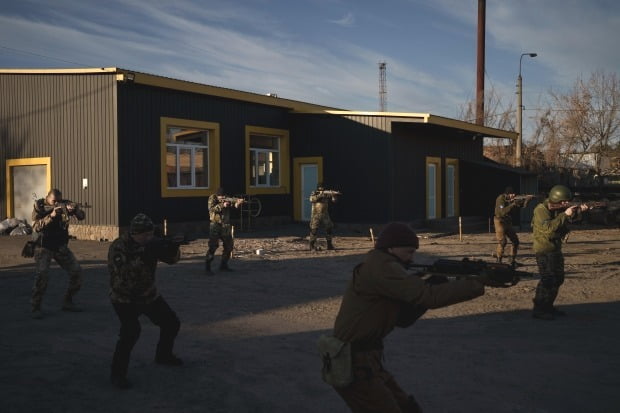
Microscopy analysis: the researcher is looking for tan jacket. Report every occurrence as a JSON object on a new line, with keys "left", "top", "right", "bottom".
{"left": 333, "top": 249, "right": 484, "bottom": 345}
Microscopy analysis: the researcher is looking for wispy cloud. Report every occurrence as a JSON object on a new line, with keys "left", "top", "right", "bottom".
{"left": 330, "top": 12, "right": 355, "bottom": 27}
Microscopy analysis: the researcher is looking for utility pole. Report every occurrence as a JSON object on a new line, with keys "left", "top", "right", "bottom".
{"left": 475, "top": 0, "right": 486, "bottom": 125}
{"left": 379, "top": 62, "right": 387, "bottom": 112}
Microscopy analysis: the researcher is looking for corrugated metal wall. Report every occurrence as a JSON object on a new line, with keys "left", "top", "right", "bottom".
{"left": 291, "top": 114, "right": 393, "bottom": 223}
{"left": 391, "top": 123, "right": 485, "bottom": 220}
{"left": 0, "top": 73, "right": 118, "bottom": 226}
{"left": 116, "top": 83, "right": 291, "bottom": 228}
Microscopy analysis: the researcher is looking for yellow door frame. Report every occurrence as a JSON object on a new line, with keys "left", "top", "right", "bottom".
{"left": 293, "top": 157, "right": 323, "bottom": 221}
{"left": 5, "top": 157, "right": 52, "bottom": 217}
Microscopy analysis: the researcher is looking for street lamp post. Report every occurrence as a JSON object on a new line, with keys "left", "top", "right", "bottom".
{"left": 516, "top": 52, "right": 537, "bottom": 167}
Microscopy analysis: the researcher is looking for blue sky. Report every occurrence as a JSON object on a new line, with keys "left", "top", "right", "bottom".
{"left": 1, "top": 0, "right": 619, "bottom": 127}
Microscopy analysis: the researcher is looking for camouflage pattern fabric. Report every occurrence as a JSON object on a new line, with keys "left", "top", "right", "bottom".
{"left": 309, "top": 191, "right": 334, "bottom": 242}
{"left": 208, "top": 194, "right": 231, "bottom": 224}
{"left": 206, "top": 223, "right": 234, "bottom": 262}
{"left": 108, "top": 232, "right": 180, "bottom": 304}
{"left": 129, "top": 213, "right": 154, "bottom": 234}
{"left": 31, "top": 245, "right": 82, "bottom": 309}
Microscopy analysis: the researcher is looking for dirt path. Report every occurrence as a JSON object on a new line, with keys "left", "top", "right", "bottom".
{"left": 1, "top": 224, "right": 619, "bottom": 412}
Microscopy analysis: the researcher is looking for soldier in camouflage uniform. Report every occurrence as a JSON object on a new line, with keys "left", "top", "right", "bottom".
{"left": 108, "top": 213, "right": 182, "bottom": 389}
{"left": 531, "top": 185, "right": 588, "bottom": 320}
{"left": 493, "top": 186, "right": 530, "bottom": 266}
{"left": 30, "top": 189, "right": 86, "bottom": 319}
{"left": 205, "top": 187, "right": 244, "bottom": 274}
{"left": 309, "top": 183, "right": 337, "bottom": 251}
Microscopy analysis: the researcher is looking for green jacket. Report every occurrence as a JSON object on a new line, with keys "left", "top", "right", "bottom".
{"left": 333, "top": 249, "right": 484, "bottom": 345}
{"left": 494, "top": 193, "right": 517, "bottom": 223}
{"left": 531, "top": 199, "right": 576, "bottom": 254}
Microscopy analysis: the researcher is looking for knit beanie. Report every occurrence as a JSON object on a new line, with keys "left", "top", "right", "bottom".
{"left": 130, "top": 213, "right": 154, "bottom": 234}
{"left": 375, "top": 222, "right": 419, "bottom": 249}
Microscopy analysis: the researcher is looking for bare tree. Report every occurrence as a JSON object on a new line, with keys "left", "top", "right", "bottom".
{"left": 458, "top": 86, "right": 515, "bottom": 164}
{"left": 541, "top": 70, "right": 620, "bottom": 172}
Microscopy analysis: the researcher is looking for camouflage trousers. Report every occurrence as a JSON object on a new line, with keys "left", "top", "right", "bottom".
{"left": 533, "top": 251, "right": 565, "bottom": 309}
{"left": 32, "top": 246, "right": 82, "bottom": 309}
{"left": 309, "top": 212, "right": 333, "bottom": 242}
{"left": 206, "top": 223, "right": 234, "bottom": 263}
{"left": 334, "top": 350, "right": 422, "bottom": 413}
{"left": 494, "top": 218, "right": 519, "bottom": 261}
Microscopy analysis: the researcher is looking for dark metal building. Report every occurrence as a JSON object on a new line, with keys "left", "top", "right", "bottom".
{"left": 1, "top": 68, "right": 533, "bottom": 239}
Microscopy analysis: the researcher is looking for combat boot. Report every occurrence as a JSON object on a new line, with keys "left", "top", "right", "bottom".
{"left": 532, "top": 303, "right": 555, "bottom": 320}
{"left": 309, "top": 240, "right": 316, "bottom": 251}
{"left": 62, "top": 296, "right": 83, "bottom": 312}
{"left": 220, "top": 261, "right": 233, "bottom": 272}
{"left": 326, "top": 240, "right": 335, "bottom": 250}
{"left": 205, "top": 260, "right": 213, "bottom": 275}
{"left": 155, "top": 353, "right": 183, "bottom": 366}
{"left": 110, "top": 374, "right": 132, "bottom": 390}
{"left": 31, "top": 306, "right": 43, "bottom": 319}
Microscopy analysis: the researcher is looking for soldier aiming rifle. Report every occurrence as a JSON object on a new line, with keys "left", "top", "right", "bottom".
{"left": 493, "top": 186, "right": 533, "bottom": 266}
{"left": 205, "top": 188, "right": 244, "bottom": 274}
{"left": 29, "top": 189, "right": 87, "bottom": 319}
{"left": 309, "top": 183, "right": 340, "bottom": 251}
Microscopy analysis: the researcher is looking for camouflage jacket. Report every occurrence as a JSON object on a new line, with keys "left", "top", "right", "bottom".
{"left": 333, "top": 249, "right": 484, "bottom": 346}
{"left": 494, "top": 193, "right": 517, "bottom": 223}
{"left": 32, "top": 198, "right": 85, "bottom": 251}
{"left": 108, "top": 232, "right": 180, "bottom": 304}
{"left": 310, "top": 191, "right": 331, "bottom": 215}
{"left": 531, "top": 199, "right": 581, "bottom": 254}
{"left": 208, "top": 194, "right": 232, "bottom": 225}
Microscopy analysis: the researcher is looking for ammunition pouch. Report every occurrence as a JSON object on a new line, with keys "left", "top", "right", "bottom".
{"left": 21, "top": 240, "right": 37, "bottom": 258}
{"left": 317, "top": 335, "right": 353, "bottom": 387}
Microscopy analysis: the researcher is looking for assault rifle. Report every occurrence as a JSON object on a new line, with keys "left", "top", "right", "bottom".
{"left": 54, "top": 200, "right": 92, "bottom": 210}
{"left": 548, "top": 200, "right": 608, "bottom": 211}
{"left": 319, "top": 190, "right": 342, "bottom": 197}
{"left": 408, "top": 258, "right": 535, "bottom": 287}
{"left": 512, "top": 194, "right": 537, "bottom": 206}
{"left": 218, "top": 196, "right": 246, "bottom": 206}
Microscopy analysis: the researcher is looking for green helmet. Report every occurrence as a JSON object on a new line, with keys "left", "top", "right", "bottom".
{"left": 548, "top": 185, "right": 572, "bottom": 203}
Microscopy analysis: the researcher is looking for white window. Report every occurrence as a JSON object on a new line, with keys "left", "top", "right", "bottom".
{"left": 250, "top": 134, "right": 280, "bottom": 187}
{"left": 166, "top": 127, "right": 208, "bottom": 188}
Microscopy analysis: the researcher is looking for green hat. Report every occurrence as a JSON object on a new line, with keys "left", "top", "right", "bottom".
{"left": 130, "top": 213, "right": 154, "bottom": 234}
{"left": 548, "top": 185, "right": 572, "bottom": 203}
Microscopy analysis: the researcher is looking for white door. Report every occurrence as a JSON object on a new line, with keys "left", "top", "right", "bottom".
{"left": 301, "top": 164, "right": 318, "bottom": 221}
{"left": 12, "top": 165, "right": 48, "bottom": 223}
{"left": 446, "top": 164, "right": 455, "bottom": 217}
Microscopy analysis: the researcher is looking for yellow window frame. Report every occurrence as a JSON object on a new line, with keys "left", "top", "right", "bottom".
{"left": 245, "top": 125, "right": 290, "bottom": 195}
{"left": 160, "top": 117, "right": 221, "bottom": 198}
{"left": 5, "top": 157, "right": 52, "bottom": 217}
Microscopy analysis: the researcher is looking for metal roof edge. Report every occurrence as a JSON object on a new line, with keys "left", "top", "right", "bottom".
{"left": 292, "top": 110, "right": 516, "bottom": 140}
{"left": 426, "top": 114, "right": 517, "bottom": 140}
{"left": 0, "top": 67, "right": 119, "bottom": 74}
{"left": 0, "top": 67, "right": 338, "bottom": 112}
